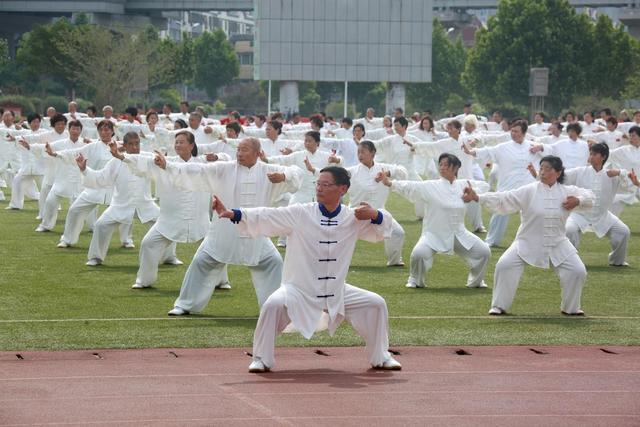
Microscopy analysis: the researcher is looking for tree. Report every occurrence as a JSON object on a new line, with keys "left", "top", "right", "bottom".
{"left": 192, "top": 29, "right": 239, "bottom": 99}
{"left": 588, "top": 14, "right": 640, "bottom": 99}
{"left": 462, "top": 0, "right": 593, "bottom": 112}
{"left": 0, "top": 38, "right": 9, "bottom": 70}
{"left": 406, "top": 19, "right": 468, "bottom": 114}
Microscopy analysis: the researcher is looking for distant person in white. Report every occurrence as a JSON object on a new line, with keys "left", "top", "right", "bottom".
{"left": 383, "top": 153, "right": 491, "bottom": 289}
{"left": 564, "top": 143, "right": 638, "bottom": 267}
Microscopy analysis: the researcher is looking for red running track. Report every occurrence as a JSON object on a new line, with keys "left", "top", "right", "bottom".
{"left": 1, "top": 346, "right": 639, "bottom": 426}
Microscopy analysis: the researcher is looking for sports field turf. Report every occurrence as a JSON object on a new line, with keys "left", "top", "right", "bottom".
{"left": 1, "top": 188, "right": 638, "bottom": 350}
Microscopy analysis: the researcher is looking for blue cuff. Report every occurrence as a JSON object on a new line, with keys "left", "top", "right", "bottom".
{"left": 231, "top": 209, "right": 242, "bottom": 224}
{"left": 370, "top": 210, "right": 383, "bottom": 225}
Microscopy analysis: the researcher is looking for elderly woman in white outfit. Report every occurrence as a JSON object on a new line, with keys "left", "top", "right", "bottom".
{"left": 382, "top": 153, "right": 491, "bottom": 289}
{"left": 463, "top": 156, "right": 595, "bottom": 316}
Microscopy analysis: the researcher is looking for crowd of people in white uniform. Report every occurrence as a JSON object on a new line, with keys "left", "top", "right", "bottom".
{"left": 2, "top": 100, "right": 639, "bottom": 372}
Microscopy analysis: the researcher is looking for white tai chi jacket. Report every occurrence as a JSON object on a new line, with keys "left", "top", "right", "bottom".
{"left": 346, "top": 162, "right": 407, "bottom": 209}
{"left": 163, "top": 160, "right": 303, "bottom": 266}
{"left": 474, "top": 140, "right": 543, "bottom": 191}
{"left": 478, "top": 181, "right": 595, "bottom": 268}
{"left": 236, "top": 203, "right": 393, "bottom": 338}
{"left": 541, "top": 138, "right": 589, "bottom": 169}
{"left": 267, "top": 149, "right": 341, "bottom": 204}
{"left": 373, "top": 133, "right": 422, "bottom": 180}
{"left": 123, "top": 154, "right": 213, "bottom": 243}
{"left": 609, "top": 145, "right": 640, "bottom": 206}
{"left": 564, "top": 166, "right": 633, "bottom": 237}
{"left": 55, "top": 140, "right": 114, "bottom": 204}
{"left": 82, "top": 158, "right": 159, "bottom": 224}
{"left": 391, "top": 178, "right": 489, "bottom": 253}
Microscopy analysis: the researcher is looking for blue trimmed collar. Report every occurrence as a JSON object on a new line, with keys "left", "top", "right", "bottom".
{"left": 319, "top": 203, "right": 341, "bottom": 218}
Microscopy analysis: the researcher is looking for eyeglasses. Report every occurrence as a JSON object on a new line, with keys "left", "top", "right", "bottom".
{"left": 316, "top": 182, "right": 339, "bottom": 188}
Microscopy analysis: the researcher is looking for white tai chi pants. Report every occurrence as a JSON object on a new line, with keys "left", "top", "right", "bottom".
{"left": 40, "top": 191, "right": 74, "bottom": 230}
{"left": 408, "top": 234, "right": 491, "bottom": 288}
{"left": 465, "top": 201, "right": 484, "bottom": 231}
{"left": 173, "top": 241, "right": 282, "bottom": 313}
{"left": 60, "top": 197, "right": 123, "bottom": 246}
{"left": 485, "top": 213, "right": 510, "bottom": 246}
{"left": 566, "top": 217, "right": 630, "bottom": 266}
{"left": 492, "top": 244, "right": 587, "bottom": 314}
{"left": 134, "top": 224, "right": 218, "bottom": 288}
{"left": 384, "top": 218, "right": 405, "bottom": 266}
{"left": 38, "top": 182, "right": 53, "bottom": 219}
{"left": 87, "top": 214, "right": 148, "bottom": 262}
{"left": 8, "top": 173, "right": 40, "bottom": 209}
{"left": 252, "top": 284, "right": 392, "bottom": 368}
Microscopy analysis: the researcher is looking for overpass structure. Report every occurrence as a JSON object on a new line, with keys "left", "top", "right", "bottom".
{"left": 1, "top": 0, "right": 639, "bottom": 13}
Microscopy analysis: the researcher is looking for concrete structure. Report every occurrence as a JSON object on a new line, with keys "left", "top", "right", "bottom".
{"left": 254, "top": 0, "right": 433, "bottom": 114}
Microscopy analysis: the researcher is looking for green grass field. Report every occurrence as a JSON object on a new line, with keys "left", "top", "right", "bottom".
{"left": 1, "top": 187, "right": 639, "bottom": 351}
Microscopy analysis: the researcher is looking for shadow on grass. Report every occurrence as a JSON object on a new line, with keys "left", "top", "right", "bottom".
{"left": 585, "top": 265, "right": 636, "bottom": 273}
{"left": 81, "top": 265, "right": 140, "bottom": 274}
{"left": 224, "top": 368, "right": 407, "bottom": 389}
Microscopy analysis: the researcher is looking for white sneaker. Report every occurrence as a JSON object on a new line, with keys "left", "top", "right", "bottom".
{"left": 248, "top": 359, "right": 270, "bottom": 373}
{"left": 373, "top": 356, "right": 402, "bottom": 370}
{"left": 405, "top": 282, "right": 425, "bottom": 288}
{"left": 474, "top": 226, "right": 487, "bottom": 233}
{"left": 131, "top": 282, "right": 151, "bottom": 289}
{"left": 85, "top": 258, "right": 102, "bottom": 266}
{"left": 57, "top": 241, "right": 70, "bottom": 248}
{"left": 35, "top": 225, "right": 49, "bottom": 232}
{"left": 467, "top": 281, "right": 488, "bottom": 288}
{"left": 276, "top": 241, "right": 286, "bottom": 248}
{"left": 489, "top": 307, "right": 505, "bottom": 315}
{"left": 168, "top": 307, "right": 189, "bottom": 316}
{"left": 4, "top": 206, "right": 19, "bottom": 210}
{"left": 163, "top": 258, "right": 184, "bottom": 265}
{"left": 121, "top": 242, "right": 135, "bottom": 249}
{"left": 215, "top": 282, "right": 232, "bottom": 290}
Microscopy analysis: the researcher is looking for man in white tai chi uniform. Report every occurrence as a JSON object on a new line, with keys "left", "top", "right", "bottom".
{"left": 153, "top": 137, "right": 303, "bottom": 316}
{"left": 214, "top": 165, "right": 402, "bottom": 373}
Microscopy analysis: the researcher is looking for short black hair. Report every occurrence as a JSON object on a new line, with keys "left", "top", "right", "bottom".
{"left": 438, "top": 153, "right": 462, "bottom": 176}
{"left": 68, "top": 119, "right": 83, "bottom": 130}
{"left": 629, "top": 125, "right": 640, "bottom": 137}
{"left": 589, "top": 142, "right": 609, "bottom": 165}
{"left": 268, "top": 120, "right": 282, "bottom": 135}
{"left": 566, "top": 123, "right": 582, "bottom": 135}
{"left": 27, "top": 113, "right": 42, "bottom": 124}
{"left": 540, "top": 155, "right": 565, "bottom": 183}
{"left": 174, "top": 119, "right": 188, "bottom": 129}
{"left": 341, "top": 117, "right": 353, "bottom": 127}
{"left": 86, "top": 105, "right": 97, "bottom": 115}
{"left": 310, "top": 116, "right": 324, "bottom": 129}
{"left": 511, "top": 119, "right": 528, "bottom": 134}
{"left": 447, "top": 120, "right": 462, "bottom": 131}
{"left": 319, "top": 166, "right": 351, "bottom": 189}
{"left": 359, "top": 140, "right": 376, "bottom": 154}
{"left": 50, "top": 113, "right": 67, "bottom": 127}
{"left": 353, "top": 123, "right": 365, "bottom": 134}
{"left": 125, "top": 107, "right": 138, "bottom": 117}
{"left": 306, "top": 130, "right": 321, "bottom": 144}
{"left": 394, "top": 116, "right": 408, "bottom": 128}
{"left": 226, "top": 121, "right": 242, "bottom": 135}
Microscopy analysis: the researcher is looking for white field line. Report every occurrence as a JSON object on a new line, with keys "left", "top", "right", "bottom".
{"left": 0, "top": 315, "right": 639, "bottom": 324}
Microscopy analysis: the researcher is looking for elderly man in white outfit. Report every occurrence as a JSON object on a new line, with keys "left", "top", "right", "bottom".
{"left": 114, "top": 131, "right": 229, "bottom": 288}
{"left": 464, "top": 155, "right": 595, "bottom": 315}
{"left": 347, "top": 140, "right": 407, "bottom": 266}
{"left": 563, "top": 143, "right": 638, "bottom": 267}
{"left": 465, "top": 120, "right": 544, "bottom": 247}
{"left": 152, "top": 138, "right": 303, "bottom": 316}
{"left": 383, "top": 153, "right": 491, "bottom": 289}
{"left": 79, "top": 132, "right": 160, "bottom": 266}
{"left": 213, "top": 165, "right": 401, "bottom": 372}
